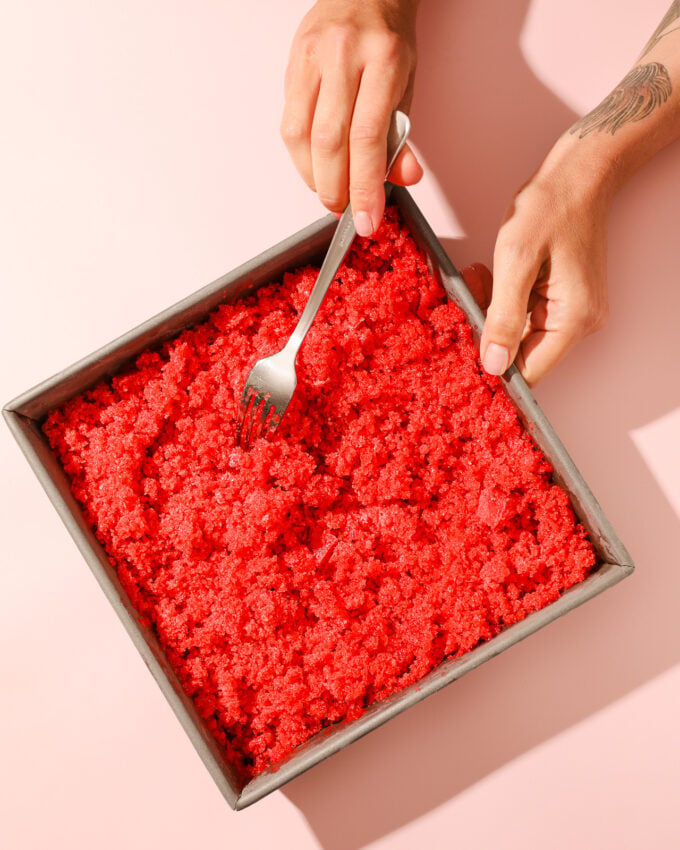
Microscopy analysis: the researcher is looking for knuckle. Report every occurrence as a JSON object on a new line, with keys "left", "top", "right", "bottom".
{"left": 324, "top": 22, "right": 357, "bottom": 55}
{"left": 317, "top": 191, "right": 346, "bottom": 212}
{"left": 349, "top": 120, "right": 383, "bottom": 147}
{"left": 280, "top": 117, "right": 308, "bottom": 146}
{"left": 295, "top": 29, "right": 319, "bottom": 61}
{"left": 372, "top": 31, "right": 403, "bottom": 63}
{"left": 485, "top": 309, "right": 525, "bottom": 341}
{"left": 311, "top": 122, "right": 345, "bottom": 155}
{"left": 495, "top": 235, "right": 534, "bottom": 267}
{"left": 567, "top": 292, "right": 608, "bottom": 335}
{"left": 349, "top": 179, "right": 378, "bottom": 204}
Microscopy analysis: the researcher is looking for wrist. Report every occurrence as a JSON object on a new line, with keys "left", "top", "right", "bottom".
{"left": 313, "top": 0, "right": 420, "bottom": 14}
{"left": 309, "top": 0, "right": 420, "bottom": 40}
{"left": 542, "top": 56, "right": 680, "bottom": 202}
{"left": 534, "top": 131, "right": 626, "bottom": 210}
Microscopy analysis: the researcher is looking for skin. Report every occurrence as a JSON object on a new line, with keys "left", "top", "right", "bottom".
{"left": 281, "top": 0, "right": 422, "bottom": 233}
{"left": 282, "top": 0, "right": 680, "bottom": 385}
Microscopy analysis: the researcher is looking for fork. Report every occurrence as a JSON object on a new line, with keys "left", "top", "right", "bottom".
{"left": 236, "top": 110, "right": 411, "bottom": 450}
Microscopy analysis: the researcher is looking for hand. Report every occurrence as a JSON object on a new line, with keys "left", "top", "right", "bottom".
{"left": 471, "top": 139, "right": 613, "bottom": 386}
{"left": 281, "top": 0, "right": 423, "bottom": 236}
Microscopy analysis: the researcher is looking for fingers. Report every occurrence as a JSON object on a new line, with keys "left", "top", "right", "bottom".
{"left": 387, "top": 143, "right": 424, "bottom": 187}
{"left": 281, "top": 56, "right": 320, "bottom": 192}
{"left": 475, "top": 151, "right": 611, "bottom": 384}
{"left": 346, "top": 64, "right": 398, "bottom": 235}
{"left": 480, "top": 244, "right": 544, "bottom": 377}
{"left": 461, "top": 263, "right": 493, "bottom": 312}
{"left": 281, "top": 11, "right": 420, "bottom": 230}
{"left": 464, "top": 260, "right": 580, "bottom": 384}
{"left": 282, "top": 55, "right": 412, "bottom": 228}
{"left": 476, "top": 258, "right": 607, "bottom": 385}
{"left": 461, "top": 262, "right": 564, "bottom": 385}
{"left": 310, "top": 62, "right": 361, "bottom": 214}
{"left": 517, "top": 280, "right": 608, "bottom": 385}
{"left": 516, "top": 328, "right": 578, "bottom": 386}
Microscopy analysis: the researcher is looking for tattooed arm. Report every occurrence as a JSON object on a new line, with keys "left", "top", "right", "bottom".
{"left": 479, "top": 4, "right": 680, "bottom": 385}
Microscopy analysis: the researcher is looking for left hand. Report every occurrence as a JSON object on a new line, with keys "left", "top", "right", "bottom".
{"left": 466, "top": 138, "right": 613, "bottom": 386}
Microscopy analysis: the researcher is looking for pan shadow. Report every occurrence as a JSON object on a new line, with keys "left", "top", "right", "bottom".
{"left": 283, "top": 1, "right": 680, "bottom": 847}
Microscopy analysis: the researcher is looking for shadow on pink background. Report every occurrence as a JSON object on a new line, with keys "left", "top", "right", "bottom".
{"left": 1, "top": 2, "right": 678, "bottom": 847}
{"left": 283, "top": 1, "right": 680, "bottom": 847}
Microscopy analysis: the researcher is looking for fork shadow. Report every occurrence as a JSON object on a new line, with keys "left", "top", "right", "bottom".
{"left": 282, "top": 1, "right": 680, "bottom": 847}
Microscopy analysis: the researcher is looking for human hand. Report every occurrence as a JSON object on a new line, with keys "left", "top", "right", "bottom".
{"left": 281, "top": 0, "right": 423, "bottom": 236}
{"left": 467, "top": 139, "right": 613, "bottom": 386}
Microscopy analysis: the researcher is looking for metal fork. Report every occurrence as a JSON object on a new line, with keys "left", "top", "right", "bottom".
{"left": 236, "top": 110, "right": 411, "bottom": 450}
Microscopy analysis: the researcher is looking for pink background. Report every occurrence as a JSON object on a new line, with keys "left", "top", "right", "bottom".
{"left": 2, "top": 1, "right": 679, "bottom": 847}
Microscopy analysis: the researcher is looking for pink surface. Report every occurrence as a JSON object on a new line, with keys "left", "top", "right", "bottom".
{"left": 1, "top": 1, "right": 678, "bottom": 848}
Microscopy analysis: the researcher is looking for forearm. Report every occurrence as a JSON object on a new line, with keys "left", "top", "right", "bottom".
{"left": 537, "top": 3, "right": 680, "bottom": 204}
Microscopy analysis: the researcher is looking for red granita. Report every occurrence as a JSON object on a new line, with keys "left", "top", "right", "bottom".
{"left": 43, "top": 207, "right": 596, "bottom": 781}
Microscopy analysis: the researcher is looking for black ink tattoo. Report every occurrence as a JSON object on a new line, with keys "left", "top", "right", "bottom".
{"left": 641, "top": 0, "right": 680, "bottom": 57}
{"left": 569, "top": 63, "right": 672, "bottom": 139}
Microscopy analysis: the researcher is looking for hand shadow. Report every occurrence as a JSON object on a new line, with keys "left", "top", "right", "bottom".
{"left": 283, "top": 1, "right": 680, "bottom": 847}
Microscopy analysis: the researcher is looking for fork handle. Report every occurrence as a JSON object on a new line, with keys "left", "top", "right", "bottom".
{"left": 285, "top": 205, "right": 356, "bottom": 354}
{"left": 284, "top": 110, "right": 411, "bottom": 356}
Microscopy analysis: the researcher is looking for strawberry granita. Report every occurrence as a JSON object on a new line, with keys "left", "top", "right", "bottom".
{"left": 43, "top": 207, "right": 596, "bottom": 781}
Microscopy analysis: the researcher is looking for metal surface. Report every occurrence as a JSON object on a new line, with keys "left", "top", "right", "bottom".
{"left": 236, "top": 111, "right": 411, "bottom": 449}
{"left": 4, "top": 187, "right": 634, "bottom": 810}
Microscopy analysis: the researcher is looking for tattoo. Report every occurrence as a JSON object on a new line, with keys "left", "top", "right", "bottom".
{"left": 569, "top": 63, "right": 672, "bottom": 138}
{"left": 641, "top": 0, "right": 680, "bottom": 57}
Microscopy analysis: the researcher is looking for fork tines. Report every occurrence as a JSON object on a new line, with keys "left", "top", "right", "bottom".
{"left": 236, "top": 387, "right": 278, "bottom": 450}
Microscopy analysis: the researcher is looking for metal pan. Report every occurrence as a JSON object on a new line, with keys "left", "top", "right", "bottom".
{"left": 3, "top": 187, "right": 634, "bottom": 809}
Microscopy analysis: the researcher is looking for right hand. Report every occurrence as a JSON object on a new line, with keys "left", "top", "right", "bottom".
{"left": 460, "top": 135, "right": 612, "bottom": 387}
{"left": 281, "top": 0, "right": 423, "bottom": 236}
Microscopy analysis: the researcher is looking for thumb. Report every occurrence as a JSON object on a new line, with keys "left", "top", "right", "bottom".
{"left": 480, "top": 249, "right": 541, "bottom": 376}
{"left": 387, "top": 143, "right": 424, "bottom": 187}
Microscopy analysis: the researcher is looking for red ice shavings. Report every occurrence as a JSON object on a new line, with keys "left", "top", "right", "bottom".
{"left": 43, "top": 206, "right": 596, "bottom": 781}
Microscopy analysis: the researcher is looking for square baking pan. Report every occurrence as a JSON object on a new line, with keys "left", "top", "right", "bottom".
{"left": 4, "top": 186, "right": 634, "bottom": 809}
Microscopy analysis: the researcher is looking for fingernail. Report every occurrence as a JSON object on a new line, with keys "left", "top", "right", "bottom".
{"left": 354, "top": 211, "right": 373, "bottom": 237}
{"left": 483, "top": 343, "right": 509, "bottom": 376}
